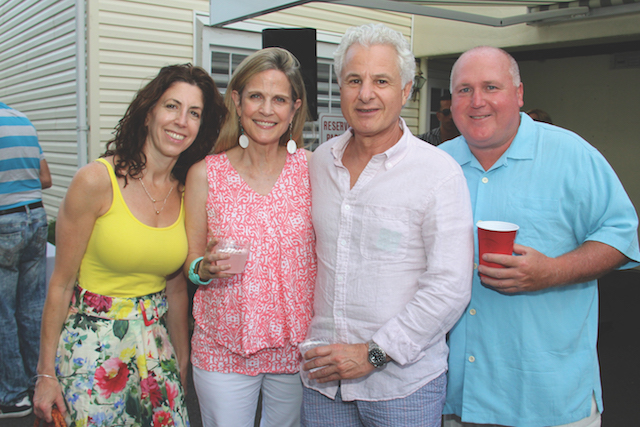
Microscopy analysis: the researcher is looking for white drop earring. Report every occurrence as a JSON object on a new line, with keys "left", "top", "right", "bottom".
{"left": 238, "top": 118, "right": 249, "bottom": 149}
{"left": 286, "top": 122, "right": 297, "bottom": 154}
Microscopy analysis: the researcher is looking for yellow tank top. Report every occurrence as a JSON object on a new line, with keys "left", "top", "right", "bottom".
{"left": 78, "top": 158, "right": 187, "bottom": 297}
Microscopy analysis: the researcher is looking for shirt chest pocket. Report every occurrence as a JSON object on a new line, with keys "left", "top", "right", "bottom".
{"left": 360, "top": 205, "right": 410, "bottom": 261}
{"left": 507, "top": 196, "right": 573, "bottom": 255}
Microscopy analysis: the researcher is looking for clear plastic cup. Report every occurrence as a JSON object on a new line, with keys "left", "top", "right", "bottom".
{"left": 299, "top": 338, "right": 331, "bottom": 382}
{"left": 216, "top": 238, "right": 251, "bottom": 274}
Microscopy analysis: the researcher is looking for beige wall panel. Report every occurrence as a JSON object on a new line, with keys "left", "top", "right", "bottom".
{"left": 99, "top": 90, "right": 141, "bottom": 105}
{"left": 258, "top": 3, "right": 411, "bottom": 37}
{"left": 100, "top": 127, "right": 119, "bottom": 142}
{"left": 414, "top": 12, "right": 640, "bottom": 57}
{"left": 272, "top": 3, "right": 410, "bottom": 27}
{"left": 101, "top": 76, "right": 153, "bottom": 92}
{"left": 99, "top": 51, "right": 192, "bottom": 70}
{"left": 100, "top": 11, "right": 194, "bottom": 34}
{"left": 100, "top": 38, "right": 192, "bottom": 57}
{"left": 100, "top": 0, "right": 195, "bottom": 21}
{"left": 100, "top": 64, "right": 169, "bottom": 80}
{"left": 519, "top": 53, "right": 640, "bottom": 235}
{"left": 99, "top": 25, "right": 193, "bottom": 46}
{"left": 88, "top": 0, "right": 209, "bottom": 161}
{"left": 257, "top": 15, "right": 407, "bottom": 38}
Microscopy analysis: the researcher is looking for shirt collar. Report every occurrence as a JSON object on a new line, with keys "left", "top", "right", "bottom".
{"left": 448, "top": 112, "right": 536, "bottom": 170}
{"left": 330, "top": 117, "right": 411, "bottom": 170}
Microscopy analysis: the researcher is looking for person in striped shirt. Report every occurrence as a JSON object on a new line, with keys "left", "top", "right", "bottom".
{"left": 0, "top": 101, "right": 51, "bottom": 419}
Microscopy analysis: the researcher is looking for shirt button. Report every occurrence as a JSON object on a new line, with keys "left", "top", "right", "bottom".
{"left": 340, "top": 240, "right": 347, "bottom": 246}
{"left": 469, "top": 309, "right": 476, "bottom": 315}
{"left": 473, "top": 263, "right": 478, "bottom": 270}
{"left": 482, "top": 177, "right": 489, "bottom": 183}
{"left": 344, "top": 205, "right": 351, "bottom": 210}
{"left": 468, "top": 356, "right": 475, "bottom": 363}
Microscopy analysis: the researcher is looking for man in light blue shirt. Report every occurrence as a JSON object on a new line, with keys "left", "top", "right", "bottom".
{"left": 440, "top": 47, "right": 640, "bottom": 427}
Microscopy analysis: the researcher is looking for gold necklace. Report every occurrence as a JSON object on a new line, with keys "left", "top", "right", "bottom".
{"left": 138, "top": 177, "right": 174, "bottom": 215}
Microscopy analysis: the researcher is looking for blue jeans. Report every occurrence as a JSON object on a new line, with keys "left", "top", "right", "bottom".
{"left": 301, "top": 372, "right": 447, "bottom": 427}
{"left": 0, "top": 206, "right": 48, "bottom": 405}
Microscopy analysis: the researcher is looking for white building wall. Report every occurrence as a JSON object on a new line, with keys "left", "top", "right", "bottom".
{"left": 0, "top": 0, "right": 79, "bottom": 217}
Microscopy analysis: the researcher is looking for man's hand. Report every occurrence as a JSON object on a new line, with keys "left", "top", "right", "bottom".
{"left": 302, "top": 343, "right": 375, "bottom": 383}
{"left": 478, "top": 241, "right": 627, "bottom": 294}
{"left": 478, "top": 244, "right": 558, "bottom": 293}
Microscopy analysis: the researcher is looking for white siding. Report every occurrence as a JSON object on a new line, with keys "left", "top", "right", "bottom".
{"left": 0, "top": 0, "right": 78, "bottom": 217}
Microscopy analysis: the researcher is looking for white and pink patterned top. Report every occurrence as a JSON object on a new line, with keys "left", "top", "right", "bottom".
{"left": 191, "top": 149, "right": 316, "bottom": 375}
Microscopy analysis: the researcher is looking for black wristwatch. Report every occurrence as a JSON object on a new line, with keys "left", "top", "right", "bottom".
{"left": 367, "top": 340, "right": 388, "bottom": 368}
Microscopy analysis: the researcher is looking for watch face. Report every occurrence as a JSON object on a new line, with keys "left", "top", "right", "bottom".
{"left": 368, "top": 348, "right": 386, "bottom": 368}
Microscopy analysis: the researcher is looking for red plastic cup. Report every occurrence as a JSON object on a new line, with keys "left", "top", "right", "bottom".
{"left": 477, "top": 221, "right": 519, "bottom": 271}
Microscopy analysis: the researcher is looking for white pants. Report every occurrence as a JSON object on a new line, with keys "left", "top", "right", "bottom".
{"left": 193, "top": 366, "right": 302, "bottom": 427}
{"left": 442, "top": 394, "right": 600, "bottom": 427}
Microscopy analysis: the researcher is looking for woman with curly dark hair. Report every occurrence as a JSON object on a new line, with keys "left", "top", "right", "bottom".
{"left": 33, "top": 64, "right": 225, "bottom": 426}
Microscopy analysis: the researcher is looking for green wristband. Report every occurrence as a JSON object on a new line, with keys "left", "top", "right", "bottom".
{"left": 188, "top": 256, "right": 212, "bottom": 285}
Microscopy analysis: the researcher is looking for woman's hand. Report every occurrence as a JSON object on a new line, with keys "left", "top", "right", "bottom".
{"left": 34, "top": 160, "right": 111, "bottom": 423}
{"left": 33, "top": 376, "right": 66, "bottom": 422}
{"left": 198, "top": 237, "right": 234, "bottom": 280}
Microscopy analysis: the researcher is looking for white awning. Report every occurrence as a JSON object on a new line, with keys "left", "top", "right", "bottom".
{"left": 209, "top": 0, "right": 640, "bottom": 27}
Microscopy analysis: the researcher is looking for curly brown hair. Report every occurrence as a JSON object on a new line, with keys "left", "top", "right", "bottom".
{"left": 104, "top": 64, "right": 226, "bottom": 184}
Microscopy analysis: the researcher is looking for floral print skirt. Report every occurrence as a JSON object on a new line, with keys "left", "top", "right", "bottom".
{"left": 55, "top": 286, "right": 189, "bottom": 427}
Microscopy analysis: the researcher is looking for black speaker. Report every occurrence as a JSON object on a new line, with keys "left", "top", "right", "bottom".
{"left": 262, "top": 28, "right": 318, "bottom": 121}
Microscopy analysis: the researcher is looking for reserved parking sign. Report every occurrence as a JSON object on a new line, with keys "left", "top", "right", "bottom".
{"left": 319, "top": 113, "right": 349, "bottom": 144}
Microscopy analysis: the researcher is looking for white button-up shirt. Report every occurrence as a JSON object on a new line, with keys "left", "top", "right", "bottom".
{"left": 305, "top": 119, "right": 474, "bottom": 401}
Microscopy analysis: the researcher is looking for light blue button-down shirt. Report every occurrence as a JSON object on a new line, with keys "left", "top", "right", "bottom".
{"left": 441, "top": 113, "right": 640, "bottom": 426}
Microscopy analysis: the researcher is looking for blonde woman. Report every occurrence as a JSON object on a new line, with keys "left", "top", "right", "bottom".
{"left": 184, "top": 48, "right": 316, "bottom": 427}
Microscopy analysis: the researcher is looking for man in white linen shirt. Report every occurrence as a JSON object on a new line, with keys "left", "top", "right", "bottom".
{"left": 300, "top": 23, "right": 474, "bottom": 427}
